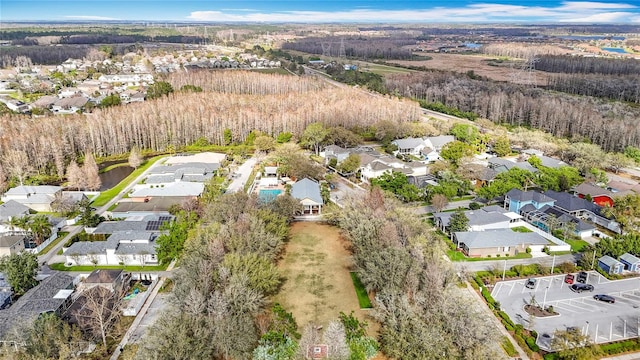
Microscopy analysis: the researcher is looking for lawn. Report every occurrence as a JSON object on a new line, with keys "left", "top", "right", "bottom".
{"left": 511, "top": 226, "right": 533, "bottom": 233}
{"left": 447, "top": 250, "right": 532, "bottom": 262}
{"left": 91, "top": 155, "right": 165, "bottom": 207}
{"left": 37, "top": 232, "right": 68, "bottom": 256}
{"left": 564, "top": 238, "right": 590, "bottom": 252}
{"left": 50, "top": 263, "right": 168, "bottom": 271}
{"left": 350, "top": 272, "right": 373, "bottom": 309}
{"left": 274, "top": 222, "right": 375, "bottom": 332}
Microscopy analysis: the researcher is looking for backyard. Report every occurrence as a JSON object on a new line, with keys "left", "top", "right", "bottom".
{"left": 275, "top": 222, "right": 376, "bottom": 333}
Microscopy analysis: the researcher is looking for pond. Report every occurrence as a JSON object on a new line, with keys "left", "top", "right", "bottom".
{"left": 601, "top": 47, "right": 629, "bottom": 54}
{"left": 99, "top": 164, "right": 134, "bottom": 190}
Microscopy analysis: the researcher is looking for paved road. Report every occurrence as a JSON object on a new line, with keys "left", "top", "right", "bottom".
{"left": 411, "top": 199, "right": 474, "bottom": 215}
{"left": 452, "top": 253, "right": 578, "bottom": 272}
{"left": 226, "top": 157, "right": 256, "bottom": 193}
{"left": 492, "top": 273, "right": 640, "bottom": 350}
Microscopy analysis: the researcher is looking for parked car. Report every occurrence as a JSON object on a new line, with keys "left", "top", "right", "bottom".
{"left": 593, "top": 294, "right": 615, "bottom": 303}
{"left": 577, "top": 271, "right": 589, "bottom": 283}
{"left": 571, "top": 283, "right": 594, "bottom": 293}
{"left": 564, "top": 274, "right": 575, "bottom": 284}
{"left": 525, "top": 278, "right": 536, "bottom": 289}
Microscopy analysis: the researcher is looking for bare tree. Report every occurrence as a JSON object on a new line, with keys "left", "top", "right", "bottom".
{"left": 3, "top": 149, "right": 32, "bottom": 185}
{"left": 323, "top": 321, "right": 350, "bottom": 360}
{"left": 0, "top": 163, "right": 7, "bottom": 193}
{"left": 74, "top": 286, "right": 124, "bottom": 348}
{"left": 66, "top": 160, "right": 86, "bottom": 191}
{"left": 128, "top": 146, "right": 143, "bottom": 169}
{"left": 83, "top": 152, "right": 101, "bottom": 191}
{"left": 298, "top": 323, "right": 322, "bottom": 360}
{"left": 431, "top": 194, "right": 449, "bottom": 213}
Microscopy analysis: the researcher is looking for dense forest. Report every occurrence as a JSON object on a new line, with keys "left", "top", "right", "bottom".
{"left": 0, "top": 46, "right": 91, "bottom": 67}
{"left": 0, "top": 72, "right": 419, "bottom": 177}
{"left": 385, "top": 71, "right": 640, "bottom": 151}
{"left": 546, "top": 73, "right": 640, "bottom": 103}
{"left": 282, "top": 36, "right": 414, "bottom": 60}
{"left": 535, "top": 55, "right": 640, "bottom": 75}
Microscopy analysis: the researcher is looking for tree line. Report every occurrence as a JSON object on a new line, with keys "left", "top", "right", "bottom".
{"left": 282, "top": 36, "right": 414, "bottom": 60}
{"left": 0, "top": 45, "right": 90, "bottom": 67}
{"left": 332, "top": 188, "right": 501, "bottom": 359}
{"left": 385, "top": 71, "right": 640, "bottom": 152}
{"left": 0, "top": 72, "right": 420, "bottom": 183}
{"left": 545, "top": 73, "right": 640, "bottom": 104}
{"left": 535, "top": 55, "right": 640, "bottom": 75}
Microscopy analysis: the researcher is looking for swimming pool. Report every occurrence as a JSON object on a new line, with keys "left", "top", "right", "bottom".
{"left": 259, "top": 188, "right": 283, "bottom": 202}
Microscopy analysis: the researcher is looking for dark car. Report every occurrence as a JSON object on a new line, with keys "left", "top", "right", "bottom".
{"left": 564, "top": 274, "right": 575, "bottom": 284}
{"left": 525, "top": 278, "right": 536, "bottom": 289}
{"left": 577, "top": 271, "right": 589, "bottom": 283}
{"left": 571, "top": 283, "right": 594, "bottom": 293}
{"left": 594, "top": 294, "right": 615, "bottom": 303}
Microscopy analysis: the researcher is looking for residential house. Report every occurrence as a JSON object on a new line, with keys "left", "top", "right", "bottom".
{"left": 0, "top": 273, "right": 75, "bottom": 339}
{"left": 31, "top": 95, "right": 58, "bottom": 110}
{"left": 1, "top": 185, "right": 62, "bottom": 212}
{"left": 129, "top": 182, "right": 205, "bottom": 198}
{"left": 98, "top": 74, "right": 154, "bottom": 86}
{"left": 110, "top": 197, "right": 189, "bottom": 219}
{"left": 606, "top": 180, "right": 640, "bottom": 195}
{"left": 264, "top": 166, "right": 278, "bottom": 177}
{"left": 321, "top": 145, "right": 351, "bottom": 165}
{"left": 0, "top": 235, "right": 26, "bottom": 257}
{"left": 454, "top": 229, "right": 549, "bottom": 257}
{"left": 290, "top": 178, "right": 323, "bottom": 215}
{"left": 51, "top": 96, "right": 88, "bottom": 114}
{"left": 598, "top": 255, "right": 624, "bottom": 275}
{"left": 63, "top": 215, "right": 171, "bottom": 266}
{"left": 0, "top": 96, "right": 29, "bottom": 113}
{"left": 391, "top": 137, "right": 426, "bottom": 157}
{"left": 434, "top": 205, "right": 522, "bottom": 233}
{"left": 575, "top": 183, "right": 616, "bottom": 207}
{"left": 78, "top": 269, "right": 129, "bottom": 293}
{"left": 145, "top": 162, "right": 219, "bottom": 184}
{"left": 504, "top": 189, "right": 555, "bottom": 214}
{"left": 619, "top": 253, "right": 640, "bottom": 272}
{"left": 488, "top": 158, "right": 537, "bottom": 174}
{"left": 424, "top": 135, "right": 455, "bottom": 152}
{"left": 0, "top": 200, "right": 31, "bottom": 232}
{"left": 543, "top": 190, "right": 620, "bottom": 233}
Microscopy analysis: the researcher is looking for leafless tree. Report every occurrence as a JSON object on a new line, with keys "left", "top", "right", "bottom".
{"left": 74, "top": 286, "right": 124, "bottom": 348}
{"left": 3, "top": 149, "right": 32, "bottom": 185}
{"left": 431, "top": 194, "right": 449, "bottom": 213}
{"left": 66, "top": 160, "right": 85, "bottom": 191}
{"left": 128, "top": 147, "right": 143, "bottom": 169}
{"left": 323, "top": 321, "right": 350, "bottom": 360}
{"left": 83, "top": 152, "right": 101, "bottom": 191}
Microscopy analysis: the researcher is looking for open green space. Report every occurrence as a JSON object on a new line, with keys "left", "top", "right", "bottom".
{"left": 447, "top": 250, "right": 532, "bottom": 262}
{"left": 350, "top": 272, "right": 373, "bottom": 309}
{"left": 511, "top": 226, "right": 533, "bottom": 233}
{"left": 91, "top": 155, "right": 165, "bottom": 207}
{"left": 50, "top": 263, "right": 167, "bottom": 271}
{"left": 564, "top": 238, "right": 589, "bottom": 252}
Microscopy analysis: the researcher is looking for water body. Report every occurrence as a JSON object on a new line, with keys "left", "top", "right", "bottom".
{"left": 465, "top": 43, "right": 482, "bottom": 49}
{"left": 601, "top": 47, "right": 629, "bottom": 54}
{"left": 99, "top": 164, "right": 134, "bottom": 190}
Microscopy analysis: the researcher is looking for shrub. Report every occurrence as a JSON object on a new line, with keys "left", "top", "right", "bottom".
{"left": 501, "top": 337, "right": 518, "bottom": 357}
{"left": 469, "top": 202, "right": 481, "bottom": 210}
{"left": 497, "top": 311, "right": 514, "bottom": 328}
{"left": 526, "top": 337, "right": 539, "bottom": 352}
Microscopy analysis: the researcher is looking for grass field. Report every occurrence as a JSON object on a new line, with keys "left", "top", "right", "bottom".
{"left": 350, "top": 272, "right": 373, "bottom": 309}
{"left": 91, "top": 155, "right": 165, "bottom": 207}
{"left": 37, "top": 232, "right": 68, "bottom": 256}
{"left": 565, "top": 238, "right": 590, "bottom": 252}
{"left": 447, "top": 250, "right": 533, "bottom": 262}
{"left": 275, "top": 222, "right": 375, "bottom": 332}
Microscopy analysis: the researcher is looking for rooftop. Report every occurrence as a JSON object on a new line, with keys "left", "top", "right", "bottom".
{"left": 506, "top": 189, "right": 555, "bottom": 204}
{"left": 290, "top": 178, "right": 323, "bottom": 205}
{"left": 455, "top": 229, "right": 549, "bottom": 249}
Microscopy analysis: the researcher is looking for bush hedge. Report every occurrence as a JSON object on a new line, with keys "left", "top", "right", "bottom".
{"left": 601, "top": 338, "right": 640, "bottom": 355}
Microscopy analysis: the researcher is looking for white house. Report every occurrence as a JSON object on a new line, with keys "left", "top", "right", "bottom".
{"left": 391, "top": 138, "right": 426, "bottom": 157}
{"left": 290, "top": 178, "right": 324, "bottom": 215}
{"left": 1, "top": 185, "right": 62, "bottom": 212}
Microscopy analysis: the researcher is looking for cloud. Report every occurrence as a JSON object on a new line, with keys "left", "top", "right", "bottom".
{"left": 65, "top": 15, "right": 120, "bottom": 20}
{"left": 187, "top": 1, "right": 639, "bottom": 23}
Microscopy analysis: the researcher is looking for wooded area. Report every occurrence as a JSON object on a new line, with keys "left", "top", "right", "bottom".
{"left": 385, "top": 72, "right": 640, "bottom": 151}
{"left": 0, "top": 72, "right": 419, "bottom": 178}
{"left": 282, "top": 36, "right": 414, "bottom": 60}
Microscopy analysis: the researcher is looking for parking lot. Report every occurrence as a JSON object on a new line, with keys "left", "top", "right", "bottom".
{"left": 491, "top": 272, "right": 640, "bottom": 350}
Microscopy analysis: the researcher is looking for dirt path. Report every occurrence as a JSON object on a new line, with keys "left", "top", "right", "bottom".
{"left": 275, "top": 222, "right": 378, "bottom": 335}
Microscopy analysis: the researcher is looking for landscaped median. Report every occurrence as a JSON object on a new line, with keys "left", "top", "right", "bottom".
{"left": 91, "top": 155, "right": 166, "bottom": 207}
{"left": 49, "top": 263, "right": 168, "bottom": 272}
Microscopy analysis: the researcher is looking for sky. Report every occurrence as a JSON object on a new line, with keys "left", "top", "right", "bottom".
{"left": 1, "top": 0, "right": 639, "bottom": 23}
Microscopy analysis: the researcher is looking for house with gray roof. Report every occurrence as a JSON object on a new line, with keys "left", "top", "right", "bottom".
{"left": 110, "top": 197, "right": 188, "bottom": 219}
{"left": 64, "top": 215, "right": 171, "bottom": 266}
{"left": 1, "top": 185, "right": 62, "bottom": 212}
{"left": 130, "top": 181, "right": 205, "bottom": 198}
{"left": 434, "top": 206, "right": 522, "bottom": 233}
{"left": 321, "top": 145, "right": 351, "bottom": 165}
{"left": 0, "top": 200, "right": 30, "bottom": 226}
{"left": 504, "top": 189, "right": 555, "bottom": 214}
{"left": 424, "top": 135, "right": 455, "bottom": 151}
{"left": 543, "top": 190, "right": 619, "bottom": 233}
{"left": 0, "top": 235, "right": 26, "bottom": 257}
{"left": 488, "top": 158, "right": 537, "bottom": 174}
{"left": 391, "top": 137, "right": 426, "bottom": 157}
{"left": 454, "top": 229, "right": 549, "bottom": 257}
{"left": 290, "top": 178, "right": 323, "bottom": 215}
{"left": 0, "top": 273, "right": 75, "bottom": 339}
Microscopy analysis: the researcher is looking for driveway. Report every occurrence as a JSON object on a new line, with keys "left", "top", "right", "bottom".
{"left": 492, "top": 272, "right": 640, "bottom": 349}
{"left": 226, "top": 157, "right": 256, "bottom": 193}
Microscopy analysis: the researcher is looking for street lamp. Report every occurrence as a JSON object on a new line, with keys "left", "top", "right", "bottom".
{"left": 542, "top": 286, "right": 550, "bottom": 309}
{"left": 585, "top": 321, "right": 589, "bottom": 337}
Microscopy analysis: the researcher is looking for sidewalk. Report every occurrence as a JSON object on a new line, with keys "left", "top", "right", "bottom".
{"left": 602, "top": 353, "right": 640, "bottom": 360}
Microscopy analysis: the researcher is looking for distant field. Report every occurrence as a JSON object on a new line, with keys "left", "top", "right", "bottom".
{"left": 389, "top": 53, "right": 551, "bottom": 86}
{"left": 355, "top": 62, "right": 414, "bottom": 75}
